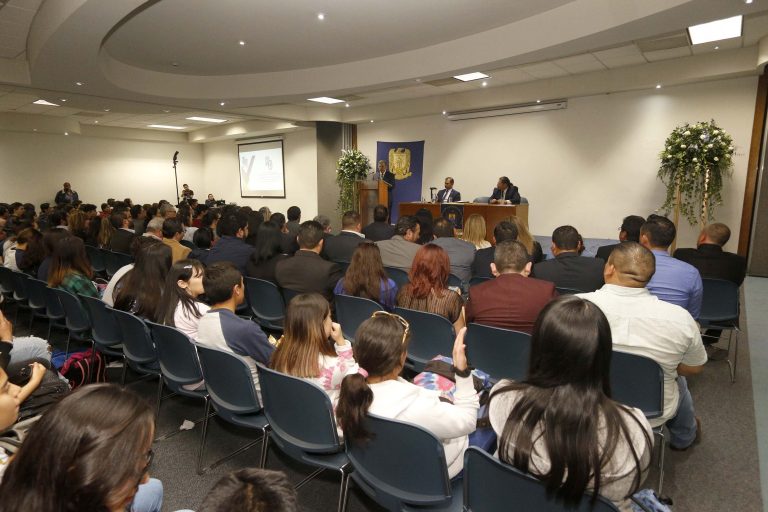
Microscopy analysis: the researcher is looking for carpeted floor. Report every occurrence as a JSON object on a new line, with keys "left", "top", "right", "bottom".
{"left": 12, "top": 279, "right": 766, "bottom": 512}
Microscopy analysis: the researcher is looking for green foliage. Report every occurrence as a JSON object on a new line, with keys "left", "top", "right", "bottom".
{"left": 658, "top": 120, "right": 735, "bottom": 225}
{"left": 336, "top": 149, "right": 372, "bottom": 213}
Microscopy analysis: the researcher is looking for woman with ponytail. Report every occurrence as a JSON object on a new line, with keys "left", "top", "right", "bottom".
{"left": 336, "top": 312, "right": 478, "bottom": 478}
{"left": 489, "top": 296, "right": 652, "bottom": 510}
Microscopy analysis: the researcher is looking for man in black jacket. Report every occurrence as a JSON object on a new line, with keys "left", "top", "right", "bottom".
{"left": 361, "top": 205, "right": 395, "bottom": 242}
{"left": 489, "top": 176, "right": 520, "bottom": 204}
{"left": 471, "top": 220, "right": 518, "bottom": 279}
{"left": 323, "top": 211, "right": 368, "bottom": 263}
{"left": 674, "top": 223, "right": 746, "bottom": 286}
{"left": 594, "top": 215, "right": 645, "bottom": 261}
{"left": 532, "top": 225, "right": 605, "bottom": 292}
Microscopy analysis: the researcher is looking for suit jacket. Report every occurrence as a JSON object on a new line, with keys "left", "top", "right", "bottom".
{"left": 532, "top": 252, "right": 605, "bottom": 292}
{"left": 490, "top": 186, "right": 521, "bottom": 204}
{"left": 429, "top": 237, "right": 476, "bottom": 282}
{"left": 595, "top": 242, "right": 621, "bottom": 262}
{"left": 205, "top": 236, "right": 254, "bottom": 274}
{"left": 362, "top": 221, "right": 395, "bottom": 242}
{"left": 436, "top": 188, "right": 461, "bottom": 203}
{"left": 376, "top": 235, "right": 421, "bottom": 273}
{"left": 465, "top": 273, "right": 557, "bottom": 334}
{"left": 109, "top": 229, "right": 136, "bottom": 255}
{"left": 275, "top": 250, "right": 343, "bottom": 302}
{"left": 471, "top": 246, "right": 495, "bottom": 278}
{"left": 673, "top": 244, "right": 746, "bottom": 286}
{"left": 163, "top": 238, "right": 192, "bottom": 263}
{"left": 323, "top": 231, "right": 368, "bottom": 262}
{"left": 280, "top": 232, "right": 299, "bottom": 256}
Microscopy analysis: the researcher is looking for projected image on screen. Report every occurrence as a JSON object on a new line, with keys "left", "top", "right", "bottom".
{"left": 238, "top": 140, "right": 286, "bottom": 198}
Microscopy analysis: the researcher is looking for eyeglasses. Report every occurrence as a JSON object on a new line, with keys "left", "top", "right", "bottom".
{"left": 371, "top": 311, "right": 410, "bottom": 344}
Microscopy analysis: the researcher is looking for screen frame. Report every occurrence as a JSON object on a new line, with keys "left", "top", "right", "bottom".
{"left": 237, "top": 139, "right": 287, "bottom": 198}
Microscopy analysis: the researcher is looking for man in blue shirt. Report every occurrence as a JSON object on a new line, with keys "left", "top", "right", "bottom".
{"left": 640, "top": 215, "right": 703, "bottom": 319}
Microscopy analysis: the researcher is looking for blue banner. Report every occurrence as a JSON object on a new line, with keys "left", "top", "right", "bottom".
{"left": 376, "top": 140, "right": 424, "bottom": 223}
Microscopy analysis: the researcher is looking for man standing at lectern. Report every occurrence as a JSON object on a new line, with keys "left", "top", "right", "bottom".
{"left": 436, "top": 177, "right": 461, "bottom": 203}
{"left": 489, "top": 176, "right": 521, "bottom": 204}
{"left": 378, "top": 160, "right": 396, "bottom": 214}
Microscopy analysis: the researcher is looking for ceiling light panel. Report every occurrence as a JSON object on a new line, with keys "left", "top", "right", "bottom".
{"left": 308, "top": 97, "right": 345, "bottom": 104}
{"left": 148, "top": 124, "right": 185, "bottom": 129}
{"left": 33, "top": 99, "right": 59, "bottom": 106}
{"left": 453, "top": 72, "right": 489, "bottom": 82}
{"left": 186, "top": 116, "right": 227, "bottom": 123}
{"left": 688, "top": 15, "right": 742, "bottom": 45}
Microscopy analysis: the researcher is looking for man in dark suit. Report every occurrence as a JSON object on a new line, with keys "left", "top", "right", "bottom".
{"left": 466, "top": 241, "right": 557, "bottom": 334}
{"left": 532, "top": 225, "right": 605, "bottom": 292}
{"left": 275, "top": 220, "right": 343, "bottom": 303}
{"left": 204, "top": 211, "right": 254, "bottom": 274}
{"left": 271, "top": 212, "right": 299, "bottom": 255}
{"left": 108, "top": 211, "right": 136, "bottom": 255}
{"left": 435, "top": 177, "right": 461, "bottom": 203}
{"left": 323, "top": 211, "right": 369, "bottom": 263}
{"left": 471, "top": 220, "right": 518, "bottom": 279}
{"left": 595, "top": 215, "right": 645, "bottom": 261}
{"left": 361, "top": 205, "right": 395, "bottom": 242}
{"left": 674, "top": 223, "right": 746, "bottom": 286}
{"left": 489, "top": 176, "right": 521, "bottom": 204}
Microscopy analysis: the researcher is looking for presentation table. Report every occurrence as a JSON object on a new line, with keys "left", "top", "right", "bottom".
{"left": 399, "top": 202, "right": 529, "bottom": 243}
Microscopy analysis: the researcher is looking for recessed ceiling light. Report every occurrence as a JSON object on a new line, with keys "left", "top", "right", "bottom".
{"left": 345, "top": 103, "right": 350, "bottom": 108}
{"left": 94, "top": 121, "right": 99, "bottom": 124}
{"left": 149, "top": 124, "right": 185, "bottom": 130}
{"left": 481, "top": 81, "right": 488, "bottom": 87}
{"left": 656, "top": 84, "right": 662, "bottom": 89}
{"left": 60, "top": 99, "right": 67, "bottom": 102}
{"left": 33, "top": 99, "right": 59, "bottom": 106}
{"left": 64, "top": 132, "right": 69, "bottom": 136}
{"left": 442, "top": 110, "right": 447, "bottom": 115}
{"left": 32, "top": 129, "right": 37, "bottom": 132}
{"left": 415, "top": 78, "right": 421, "bottom": 82}
{"left": 104, "top": 109, "right": 110, "bottom": 112}
{"left": 186, "top": 116, "right": 227, "bottom": 123}
{"left": 75, "top": 82, "right": 83, "bottom": 86}
{"left": 688, "top": 15, "right": 742, "bottom": 45}
{"left": 171, "top": 62, "right": 179, "bottom": 67}
{"left": 163, "top": 109, "right": 171, "bottom": 113}
{"left": 308, "top": 97, "right": 345, "bottom": 104}
{"left": 453, "top": 72, "right": 490, "bottom": 82}
{"left": 219, "top": 101, "right": 226, "bottom": 106}
{"left": 238, "top": 40, "right": 246, "bottom": 46}
{"left": 714, "top": 46, "right": 719, "bottom": 50}
{"left": 745, "top": 0, "right": 753, "bottom": 4}
{"left": 317, "top": 13, "right": 325, "bottom": 20}
{"left": 370, "top": 120, "right": 374, "bottom": 123}
{"left": 536, "top": 99, "right": 541, "bottom": 103}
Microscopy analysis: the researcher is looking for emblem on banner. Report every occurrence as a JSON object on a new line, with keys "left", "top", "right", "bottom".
{"left": 388, "top": 148, "right": 412, "bottom": 180}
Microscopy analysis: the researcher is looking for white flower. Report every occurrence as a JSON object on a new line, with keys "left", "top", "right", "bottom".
{"left": 683, "top": 130, "right": 691, "bottom": 136}
{"left": 728, "top": 146, "right": 733, "bottom": 151}
{"left": 707, "top": 144, "right": 713, "bottom": 148}
{"left": 694, "top": 124, "right": 700, "bottom": 129}
{"left": 713, "top": 130, "right": 719, "bottom": 135}
{"left": 700, "top": 134, "right": 706, "bottom": 140}
{"left": 693, "top": 158, "right": 698, "bottom": 162}
{"left": 681, "top": 144, "right": 687, "bottom": 149}
{"left": 714, "top": 157, "right": 719, "bottom": 161}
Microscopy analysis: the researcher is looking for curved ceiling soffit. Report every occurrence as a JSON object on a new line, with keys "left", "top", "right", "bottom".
{"left": 28, "top": 0, "right": 692, "bottom": 103}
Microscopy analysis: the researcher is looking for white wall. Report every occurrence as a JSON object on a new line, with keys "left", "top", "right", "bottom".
{"left": 201, "top": 127, "right": 318, "bottom": 218}
{"left": 357, "top": 76, "right": 757, "bottom": 250}
{"left": 0, "top": 130, "right": 204, "bottom": 205}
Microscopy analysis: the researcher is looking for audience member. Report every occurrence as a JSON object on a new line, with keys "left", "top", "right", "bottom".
{"left": 471, "top": 220, "right": 518, "bottom": 279}
{"left": 313, "top": 214, "right": 332, "bottom": 234}
{"left": 466, "top": 241, "right": 556, "bottom": 334}
{"left": 109, "top": 211, "right": 137, "bottom": 255}
{"left": 0, "top": 384, "right": 164, "bottom": 512}
{"left": 578, "top": 242, "right": 706, "bottom": 450}
{"left": 67, "top": 209, "right": 88, "bottom": 241}
{"left": 413, "top": 208, "right": 434, "bottom": 245}
{"left": 103, "top": 236, "right": 154, "bottom": 307}
{"left": 113, "top": 240, "right": 172, "bottom": 323}
{"left": 595, "top": 215, "right": 645, "bottom": 261}
{"left": 336, "top": 313, "right": 478, "bottom": 478}
{"left": 177, "top": 204, "right": 197, "bottom": 243}
{"left": 640, "top": 215, "right": 702, "bottom": 318}
{"left": 244, "top": 210, "right": 264, "bottom": 247}
{"left": 161, "top": 218, "right": 191, "bottom": 263}
{"left": 159, "top": 203, "right": 176, "bottom": 219}
{"left": 323, "top": 211, "right": 368, "bottom": 263}
{"left": 361, "top": 204, "right": 395, "bottom": 242}
{"left": 674, "top": 222, "right": 746, "bottom": 286}
{"left": 37, "top": 228, "right": 69, "bottom": 281}
{"left": 245, "top": 221, "right": 289, "bottom": 283}
{"left": 131, "top": 204, "right": 147, "bottom": 236}
{"left": 159, "top": 259, "right": 209, "bottom": 341}
{"left": 197, "top": 262, "right": 274, "bottom": 395}
{"left": 334, "top": 243, "right": 397, "bottom": 310}
{"left": 37, "top": 202, "right": 51, "bottom": 230}
{"left": 461, "top": 213, "right": 491, "bottom": 249}
{"left": 258, "top": 206, "right": 272, "bottom": 221}
{"left": 192, "top": 204, "right": 208, "bottom": 228}
{"left": 270, "top": 293, "right": 358, "bottom": 403}
{"left": 286, "top": 206, "right": 301, "bottom": 238}
{"left": 396, "top": 244, "right": 465, "bottom": 331}
{"left": 532, "top": 225, "right": 605, "bottom": 292}
{"left": 489, "top": 296, "right": 652, "bottom": 510}
{"left": 14, "top": 228, "right": 44, "bottom": 277}
{"left": 97, "top": 216, "right": 115, "bottom": 248}
{"left": 48, "top": 235, "right": 99, "bottom": 298}
{"left": 430, "top": 217, "right": 475, "bottom": 282}
{"left": 204, "top": 211, "right": 253, "bottom": 273}
{"left": 508, "top": 215, "right": 543, "bottom": 264}
{"left": 195, "top": 468, "right": 298, "bottom": 512}
{"left": 47, "top": 209, "right": 68, "bottom": 231}
{"left": 271, "top": 212, "right": 299, "bottom": 255}
{"left": 375, "top": 215, "right": 421, "bottom": 272}
{"left": 275, "top": 221, "right": 343, "bottom": 303}
{"left": 143, "top": 217, "right": 164, "bottom": 241}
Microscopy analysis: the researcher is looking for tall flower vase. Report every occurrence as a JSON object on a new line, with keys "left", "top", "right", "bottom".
{"left": 336, "top": 149, "right": 372, "bottom": 214}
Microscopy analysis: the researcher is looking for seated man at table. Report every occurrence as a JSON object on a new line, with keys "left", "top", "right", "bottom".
{"left": 436, "top": 177, "right": 461, "bottom": 203}
{"left": 489, "top": 176, "right": 521, "bottom": 205}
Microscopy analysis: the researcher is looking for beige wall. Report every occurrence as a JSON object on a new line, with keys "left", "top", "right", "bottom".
{"left": 357, "top": 76, "right": 757, "bottom": 251}
{"left": 201, "top": 127, "right": 319, "bottom": 219}
{"left": 0, "top": 130, "right": 204, "bottom": 205}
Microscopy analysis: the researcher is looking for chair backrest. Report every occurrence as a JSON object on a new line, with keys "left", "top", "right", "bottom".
{"left": 195, "top": 344, "right": 262, "bottom": 415}
{"left": 281, "top": 288, "right": 301, "bottom": 306}
{"left": 79, "top": 295, "right": 121, "bottom": 347}
{"left": 111, "top": 308, "right": 158, "bottom": 365}
{"left": 180, "top": 239, "right": 196, "bottom": 250}
{"left": 51, "top": 288, "right": 91, "bottom": 333}
{"left": 256, "top": 364, "right": 341, "bottom": 457}
{"left": 609, "top": 351, "right": 664, "bottom": 419}
{"left": 394, "top": 307, "right": 455, "bottom": 370}
{"left": 9, "top": 271, "right": 29, "bottom": 302}
{"left": 244, "top": 277, "right": 285, "bottom": 327}
{"left": 555, "top": 287, "right": 584, "bottom": 295}
{"left": 103, "top": 250, "right": 132, "bottom": 277}
{"left": 700, "top": 278, "right": 739, "bottom": 323}
{"left": 42, "top": 286, "right": 66, "bottom": 319}
{"left": 147, "top": 322, "right": 204, "bottom": 389}
{"left": 334, "top": 260, "right": 351, "bottom": 274}
{"left": 85, "top": 245, "right": 106, "bottom": 273}
{"left": 473, "top": 196, "right": 491, "bottom": 203}
{"left": 463, "top": 447, "right": 619, "bottom": 512}
{"left": 468, "top": 276, "right": 491, "bottom": 288}
{"left": 465, "top": 323, "right": 531, "bottom": 381}
{"left": 0, "top": 267, "right": 15, "bottom": 296}
{"left": 24, "top": 278, "right": 49, "bottom": 311}
{"left": 447, "top": 273, "right": 463, "bottom": 289}
{"left": 335, "top": 295, "right": 383, "bottom": 340}
{"left": 346, "top": 414, "right": 453, "bottom": 510}
{"left": 384, "top": 267, "right": 410, "bottom": 289}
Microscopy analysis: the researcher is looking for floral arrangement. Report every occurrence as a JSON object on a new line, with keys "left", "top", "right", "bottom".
{"left": 658, "top": 120, "right": 735, "bottom": 226}
{"left": 336, "top": 148, "right": 372, "bottom": 213}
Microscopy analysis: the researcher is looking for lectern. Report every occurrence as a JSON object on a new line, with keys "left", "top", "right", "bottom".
{"left": 358, "top": 179, "right": 389, "bottom": 226}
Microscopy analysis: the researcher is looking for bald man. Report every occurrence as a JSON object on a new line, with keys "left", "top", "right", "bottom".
{"left": 578, "top": 242, "right": 706, "bottom": 451}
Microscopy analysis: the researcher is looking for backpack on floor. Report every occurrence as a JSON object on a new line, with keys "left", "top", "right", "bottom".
{"left": 59, "top": 349, "right": 106, "bottom": 389}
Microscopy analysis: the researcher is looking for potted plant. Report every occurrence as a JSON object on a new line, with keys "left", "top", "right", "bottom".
{"left": 336, "top": 148, "right": 372, "bottom": 213}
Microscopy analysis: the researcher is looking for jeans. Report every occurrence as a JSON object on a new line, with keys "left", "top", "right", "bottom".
{"left": 130, "top": 478, "right": 164, "bottom": 512}
{"left": 8, "top": 337, "right": 51, "bottom": 364}
{"left": 667, "top": 377, "right": 698, "bottom": 448}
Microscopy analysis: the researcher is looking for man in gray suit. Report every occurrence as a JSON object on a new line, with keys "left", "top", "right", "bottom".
{"left": 430, "top": 217, "right": 476, "bottom": 282}
{"left": 376, "top": 216, "right": 421, "bottom": 272}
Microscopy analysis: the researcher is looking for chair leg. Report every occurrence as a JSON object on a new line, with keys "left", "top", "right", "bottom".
{"left": 155, "top": 395, "right": 212, "bottom": 442}
{"left": 654, "top": 429, "right": 666, "bottom": 495}
{"left": 197, "top": 398, "right": 212, "bottom": 475}
{"left": 196, "top": 404, "right": 265, "bottom": 475}
{"left": 155, "top": 377, "right": 164, "bottom": 420}
{"left": 120, "top": 358, "right": 128, "bottom": 385}
{"left": 337, "top": 465, "right": 352, "bottom": 512}
{"left": 295, "top": 468, "right": 325, "bottom": 490}
{"left": 259, "top": 427, "right": 270, "bottom": 468}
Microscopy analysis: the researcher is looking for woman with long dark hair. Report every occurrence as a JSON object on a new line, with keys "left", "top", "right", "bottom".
{"left": 159, "top": 259, "right": 209, "bottom": 340}
{"left": 15, "top": 227, "right": 44, "bottom": 277}
{"left": 336, "top": 313, "right": 477, "bottom": 478}
{"left": 48, "top": 235, "right": 98, "bottom": 298}
{"left": 396, "top": 244, "right": 464, "bottom": 331}
{"left": 0, "top": 384, "right": 164, "bottom": 512}
{"left": 245, "top": 221, "right": 288, "bottom": 282}
{"left": 489, "top": 296, "right": 652, "bottom": 510}
{"left": 113, "top": 240, "right": 172, "bottom": 323}
{"left": 271, "top": 293, "right": 357, "bottom": 402}
{"left": 334, "top": 243, "right": 397, "bottom": 310}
